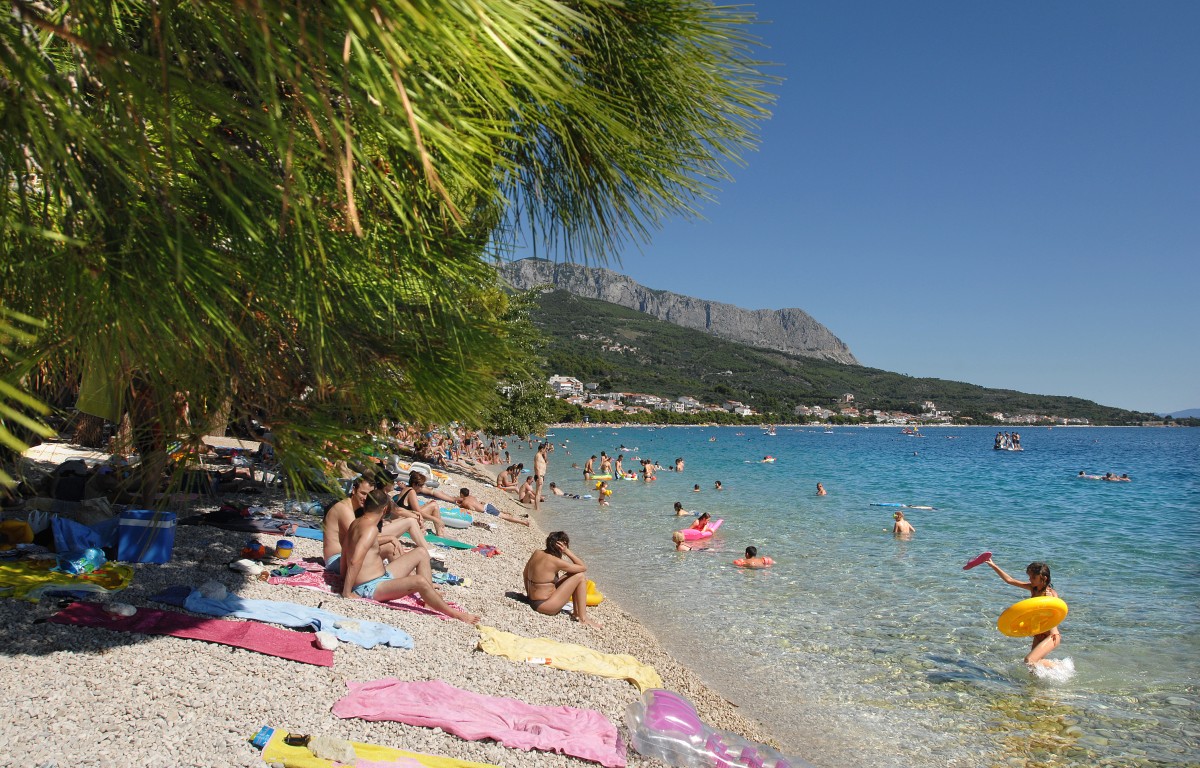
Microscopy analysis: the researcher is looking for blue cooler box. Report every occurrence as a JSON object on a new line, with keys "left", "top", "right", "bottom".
{"left": 118, "top": 509, "right": 177, "bottom": 564}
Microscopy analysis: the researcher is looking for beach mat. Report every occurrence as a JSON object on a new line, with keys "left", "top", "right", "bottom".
{"left": 266, "top": 562, "right": 461, "bottom": 620}
{"left": 262, "top": 727, "right": 498, "bottom": 768}
{"left": 150, "top": 585, "right": 413, "bottom": 649}
{"left": 478, "top": 626, "right": 662, "bottom": 692}
{"left": 333, "top": 678, "right": 626, "bottom": 768}
{"left": 48, "top": 601, "right": 333, "bottom": 666}
{"left": 0, "top": 559, "right": 134, "bottom": 601}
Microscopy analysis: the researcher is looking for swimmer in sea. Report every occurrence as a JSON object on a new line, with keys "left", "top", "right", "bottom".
{"left": 816, "top": 482, "right": 827, "bottom": 496}
{"left": 737, "top": 546, "right": 773, "bottom": 568}
{"left": 672, "top": 531, "right": 692, "bottom": 551}
{"left": 983, "top": 558, "right": 1062, "bottom": 668}
{"left": 690, "top": 512, "right": 711, "bottom": 531}
{"left": 673, "top": 501, "right": 689, "bottom": 516}
{"left": 891, "top": 510, "right": 915, "bottom": 537}
{"left": 692, "top": 484, "right": 701, "bottom": 493}
{"left": 714, "top": 480, "right": 723, "bottom": 491}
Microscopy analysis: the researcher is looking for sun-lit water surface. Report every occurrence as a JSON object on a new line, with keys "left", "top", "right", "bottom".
{"left": 522, "top": 426, "right": 1200, "bottom": 768}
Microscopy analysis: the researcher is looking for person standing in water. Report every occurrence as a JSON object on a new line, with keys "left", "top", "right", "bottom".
{"left": 816, "top": 482, "right": 827, "bottom": 496}
{"left": 984, "top": 558, "right": 1062, "bottom": 667}
{"left": 891, "top": 510, "right": 915, "bottom": 537}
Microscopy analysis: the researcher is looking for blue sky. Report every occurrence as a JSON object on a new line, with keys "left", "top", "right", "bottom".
{"left": 519, "top": 2, "right": 1199, "bottom": 414}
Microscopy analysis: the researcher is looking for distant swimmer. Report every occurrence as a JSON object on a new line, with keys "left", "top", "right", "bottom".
{"left": 673, "top": 501, "right": 689, "bottom": 517}
{"left": 892, "top": 510, "right": 915, "bottom": 538}
{"left": 816, "top": 482, "right": 827, "bottom": 496}
{"left": 1077, "top": 471, "right": 1103, "bottom": 480}
{"left": 714, "top": 480, "right": 724, "bottom": 491}
{"left": 693, "top": 484, "right": 701, "bottom": 493}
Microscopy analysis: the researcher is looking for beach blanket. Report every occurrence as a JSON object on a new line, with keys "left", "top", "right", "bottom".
{"left": 332, "top": 678, "right": 626, "bottom": 768}
{"left": 179, "top": 506, "right": 312, "bottom": 535}
{"left": 48, "top": 601, "right": 333, "bottom": 666}
{"left": 0, "top": 558, "right": 134, "bottom": 601}
{"left": 266, "top": 562, "right": 459, "bottom": 620}
{"left": 150, "top": 586, "right": 413, "bottom": 649}
{"left": 262, "top": 727, "right": 498, "bottom": 768}
{"left": 477, "top": 626, "right": 663, "bottom": 692}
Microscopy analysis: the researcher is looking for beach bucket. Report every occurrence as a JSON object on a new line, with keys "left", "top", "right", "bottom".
{"left": 274, "top": 539, "right": 294, "bottom": 558}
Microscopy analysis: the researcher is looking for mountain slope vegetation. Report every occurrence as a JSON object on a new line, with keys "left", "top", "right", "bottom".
{"left": 530, "top": 291, "right": 1155, "bottom": 425}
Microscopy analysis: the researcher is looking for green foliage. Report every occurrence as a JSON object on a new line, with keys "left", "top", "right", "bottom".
{"left": 530, "top": 291, "right": 1157, "bottom": 426}
{"left": 0, "top": 2, "right": 773, "bottom": 483}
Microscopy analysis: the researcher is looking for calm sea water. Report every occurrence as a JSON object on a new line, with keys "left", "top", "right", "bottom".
{"left": 518, "top": 425, "right": 1200, "bottom": 768}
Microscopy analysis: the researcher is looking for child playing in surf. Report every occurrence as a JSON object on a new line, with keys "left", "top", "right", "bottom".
{"left": 984, "top": 558, "right": 1062, "bottom": 667}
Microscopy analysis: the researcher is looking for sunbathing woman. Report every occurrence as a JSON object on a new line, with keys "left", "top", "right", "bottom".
{"left": 395, "top": 471, "right": 446, "bottom": 537}
{"left": 522, "top": 531, "right": 602, "bottom": 628}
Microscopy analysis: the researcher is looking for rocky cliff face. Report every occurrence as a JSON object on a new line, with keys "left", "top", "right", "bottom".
{"left": 499, "top": 259, "right": 860, "bottom": 365}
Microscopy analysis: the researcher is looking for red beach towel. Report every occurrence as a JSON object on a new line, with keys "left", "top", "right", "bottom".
{"left": 332, "top": 678, "right": 626, "bottom": 768}
{"left": 48, "top": 601, "right": 333, "bottom": 666}
{"left": 268, "top": 561, "right": 459, "bottom": 620}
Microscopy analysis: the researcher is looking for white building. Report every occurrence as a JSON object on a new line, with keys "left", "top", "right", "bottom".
{"left": 548, "top": 375, "right": 583, "bottom": 396}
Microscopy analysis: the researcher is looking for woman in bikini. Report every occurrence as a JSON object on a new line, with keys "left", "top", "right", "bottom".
{"left": 522, "top": 531, "right": 602, "bottom": 628}
{"left": 395, "top": 471, "right": 445, "bottom": 537}
{"left": 984, "top": 558, "right": 1062, "bottom": 667}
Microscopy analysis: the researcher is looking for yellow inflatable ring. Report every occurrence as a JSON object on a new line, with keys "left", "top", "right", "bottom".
{"left": 586, "top": 579, "right": 604, "bottom": 607}
{"left": 997, "top": 596, "right": 1068, "bottom": 637}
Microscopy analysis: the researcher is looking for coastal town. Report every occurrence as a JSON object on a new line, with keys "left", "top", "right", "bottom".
{"left": 547, "top": 375, "right": 1094, "bottom": 426}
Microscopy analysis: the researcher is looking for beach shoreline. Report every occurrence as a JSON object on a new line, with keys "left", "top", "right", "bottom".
{"left": 0, "top": 443, "right": 782, "bottom": 767}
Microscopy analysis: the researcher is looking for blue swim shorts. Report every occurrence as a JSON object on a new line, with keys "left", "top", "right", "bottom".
{"left": 324, "top": 553, "right": 341, "bottom": 573}
{"left": 352, "top": 569, "right": 393, "bottom": 599}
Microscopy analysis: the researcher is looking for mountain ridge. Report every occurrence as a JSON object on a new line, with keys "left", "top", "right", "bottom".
{"left": 499, "top": 258, "right": 859, "bottom": 365}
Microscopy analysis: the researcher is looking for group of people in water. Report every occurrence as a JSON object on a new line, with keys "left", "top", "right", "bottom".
{"left": 1077, "top": 471, "right": 1132, "bottom": 481}
{"left": 994, "top": 432, "right": 1022, "bottom": 450}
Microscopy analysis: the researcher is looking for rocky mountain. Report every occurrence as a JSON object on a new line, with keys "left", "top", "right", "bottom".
{"left": 499, "top": 258, "right": 860, "bottom": 365}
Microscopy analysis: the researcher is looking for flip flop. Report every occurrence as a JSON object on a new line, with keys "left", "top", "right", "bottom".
{"left": 963, "top": 551, "right": 992, "bottom": 570}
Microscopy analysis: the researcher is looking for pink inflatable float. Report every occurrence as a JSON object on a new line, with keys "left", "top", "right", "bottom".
{"left": 626, "top": 689, "right": 813, "bottom": 768}
{"left": 678, "top": 518, "right": 723, "bottom": 541}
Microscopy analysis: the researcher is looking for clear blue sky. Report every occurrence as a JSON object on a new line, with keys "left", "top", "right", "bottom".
{"left": 521, "top": 1, "right": 1200, "bottom": 414}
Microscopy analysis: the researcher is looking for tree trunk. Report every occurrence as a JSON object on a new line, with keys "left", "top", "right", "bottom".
{"left": 73, "top": 413, "right": 107, "bottom": 449}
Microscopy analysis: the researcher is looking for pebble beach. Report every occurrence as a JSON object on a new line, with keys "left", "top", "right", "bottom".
{"left": 0, "top": 448, "right": 777, "bottom": 768}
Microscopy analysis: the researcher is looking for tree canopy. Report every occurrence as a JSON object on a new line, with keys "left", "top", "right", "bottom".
{"left": 0, "top": 0, "right": 773, "bottom": 489}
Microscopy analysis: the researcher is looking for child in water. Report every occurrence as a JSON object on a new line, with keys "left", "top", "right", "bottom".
{"left": 985, "top": 558, "right": 1062, "bottom": 667}
{"left": 671, "top": 531, "right": 691, "bottom": 551}
{"left": 737, "top": 546, "right": 773, "bottom": 568}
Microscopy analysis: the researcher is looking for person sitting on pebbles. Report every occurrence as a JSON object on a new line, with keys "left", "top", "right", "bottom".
{"left": 340, "top": 489, "right": 479, "bottom": 625}
{"left": 522, "top": 531, "right": 602, "bottom": 629}
{"left": 323, "top": 476, "right": 431, "bottom": 573}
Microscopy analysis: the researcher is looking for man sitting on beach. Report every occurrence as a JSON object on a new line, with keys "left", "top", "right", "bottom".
{"left": 456, "top": 487, "right": 530, "bottom": 526}
{"left": 518, "top": 475, "right": 544, "bottom": 505}
{"left": 323, "top": 477, "right": 431, "bottom": 572}
{"left": 340, "top": 490, "right": 479, "bottom": 625}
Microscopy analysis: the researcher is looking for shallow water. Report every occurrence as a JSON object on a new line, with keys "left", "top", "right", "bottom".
{"left": 528, "top": 426, "right": 1200, "bottom": 767}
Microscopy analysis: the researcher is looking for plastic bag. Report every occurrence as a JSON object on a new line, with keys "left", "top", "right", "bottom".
{"left": 54, "top": 547, "right": 107, "bottom": 575}
{"left": 625, "top": 689, "right": 813, "bottom": 768}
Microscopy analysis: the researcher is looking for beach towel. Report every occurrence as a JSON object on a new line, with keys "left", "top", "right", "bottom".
{"left": 403, "top": 532, "right": 473, "bottom": 550}
{"left": 332, "top": 678, "right": 626, "bottom": 768}
{"left": 0, "top": 558, "right": 134, "bottom": 601}
{"left": 48, "top": 601, "right": 333, "bottom": 666}
{"left": 266, "top": 562, "right": 459, "bottom": 620}
{"left": 477, "top": 626, "right": 663, "bottom": 692}
{"left": 170, "top": 587, "right": 414, "bottom": 649}
{"left": 262, "top": 727, "right": 498, "bottom": 768}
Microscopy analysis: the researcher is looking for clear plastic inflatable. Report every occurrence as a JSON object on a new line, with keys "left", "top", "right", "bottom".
{"left": 625, "top": 689, "right": 814, "bottom": 768}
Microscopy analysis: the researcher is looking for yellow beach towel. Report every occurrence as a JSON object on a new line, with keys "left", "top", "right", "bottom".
{"left": 262, "top": 728, "right": 498, "bottom": 768}
{"left": 477, "top": 625, "right": 663, "bottom": 692}
{"left": 0, "top": 559, "right": 134, "bottom": 601}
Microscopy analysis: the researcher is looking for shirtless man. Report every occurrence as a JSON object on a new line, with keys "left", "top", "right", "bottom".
{"left": 892, "top": 510, "right": 916, "bottom": 537}
{"left": 518, "top": 475, "right": 541, "bottom": 505}
{"left": 583, "top": 455, "right": 595, "bottom": 480}
{"left": 533, "top": 442, "right": 548, "bottom": 512}
{"left": 340, "top": 490, "right": 479, "bottom": 624}
{"left": 522, "top": 531, "right": 601, "bottom": 628}
{"left": 495, "top": 464, "right": 522, "bottom": 494}
{"left": 323, "top": 477, "right": 430, "bottom": 573}
{"left": 456, "top": 487, "right": 531, "bottom": 526}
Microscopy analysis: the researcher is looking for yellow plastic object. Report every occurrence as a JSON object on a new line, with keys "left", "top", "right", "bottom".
{"left": 997, "top": 596, "right": 1068, "bottom": 637}
{"left": 263, "top": 727, "right": 497, "bottom": 768}
{"left": 586, "top": 579, "right": 604, "bottom": 607}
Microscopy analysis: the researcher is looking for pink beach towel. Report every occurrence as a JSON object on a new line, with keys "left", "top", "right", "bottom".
{"left": 333, "top": 679, "right": 626, "bottom": 768}
{"left": 48, "top": 601, "right": 333, "bottom": 666}
{"left": 268, "top": 562, "right": 459, "bottom": 620}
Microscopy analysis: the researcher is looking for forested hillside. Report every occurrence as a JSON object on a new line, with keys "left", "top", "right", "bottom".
{"left": 530, "top": 291, "right": 1155, "bottom": 425}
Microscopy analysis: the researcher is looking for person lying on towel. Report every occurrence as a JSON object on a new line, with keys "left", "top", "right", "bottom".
{"left": 340, "top": 489, "right": 479, "bottom": 625}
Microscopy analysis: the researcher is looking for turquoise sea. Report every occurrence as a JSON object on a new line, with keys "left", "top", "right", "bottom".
{"left": 518, "top": 426, "right": 1200, "bottom": 768}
